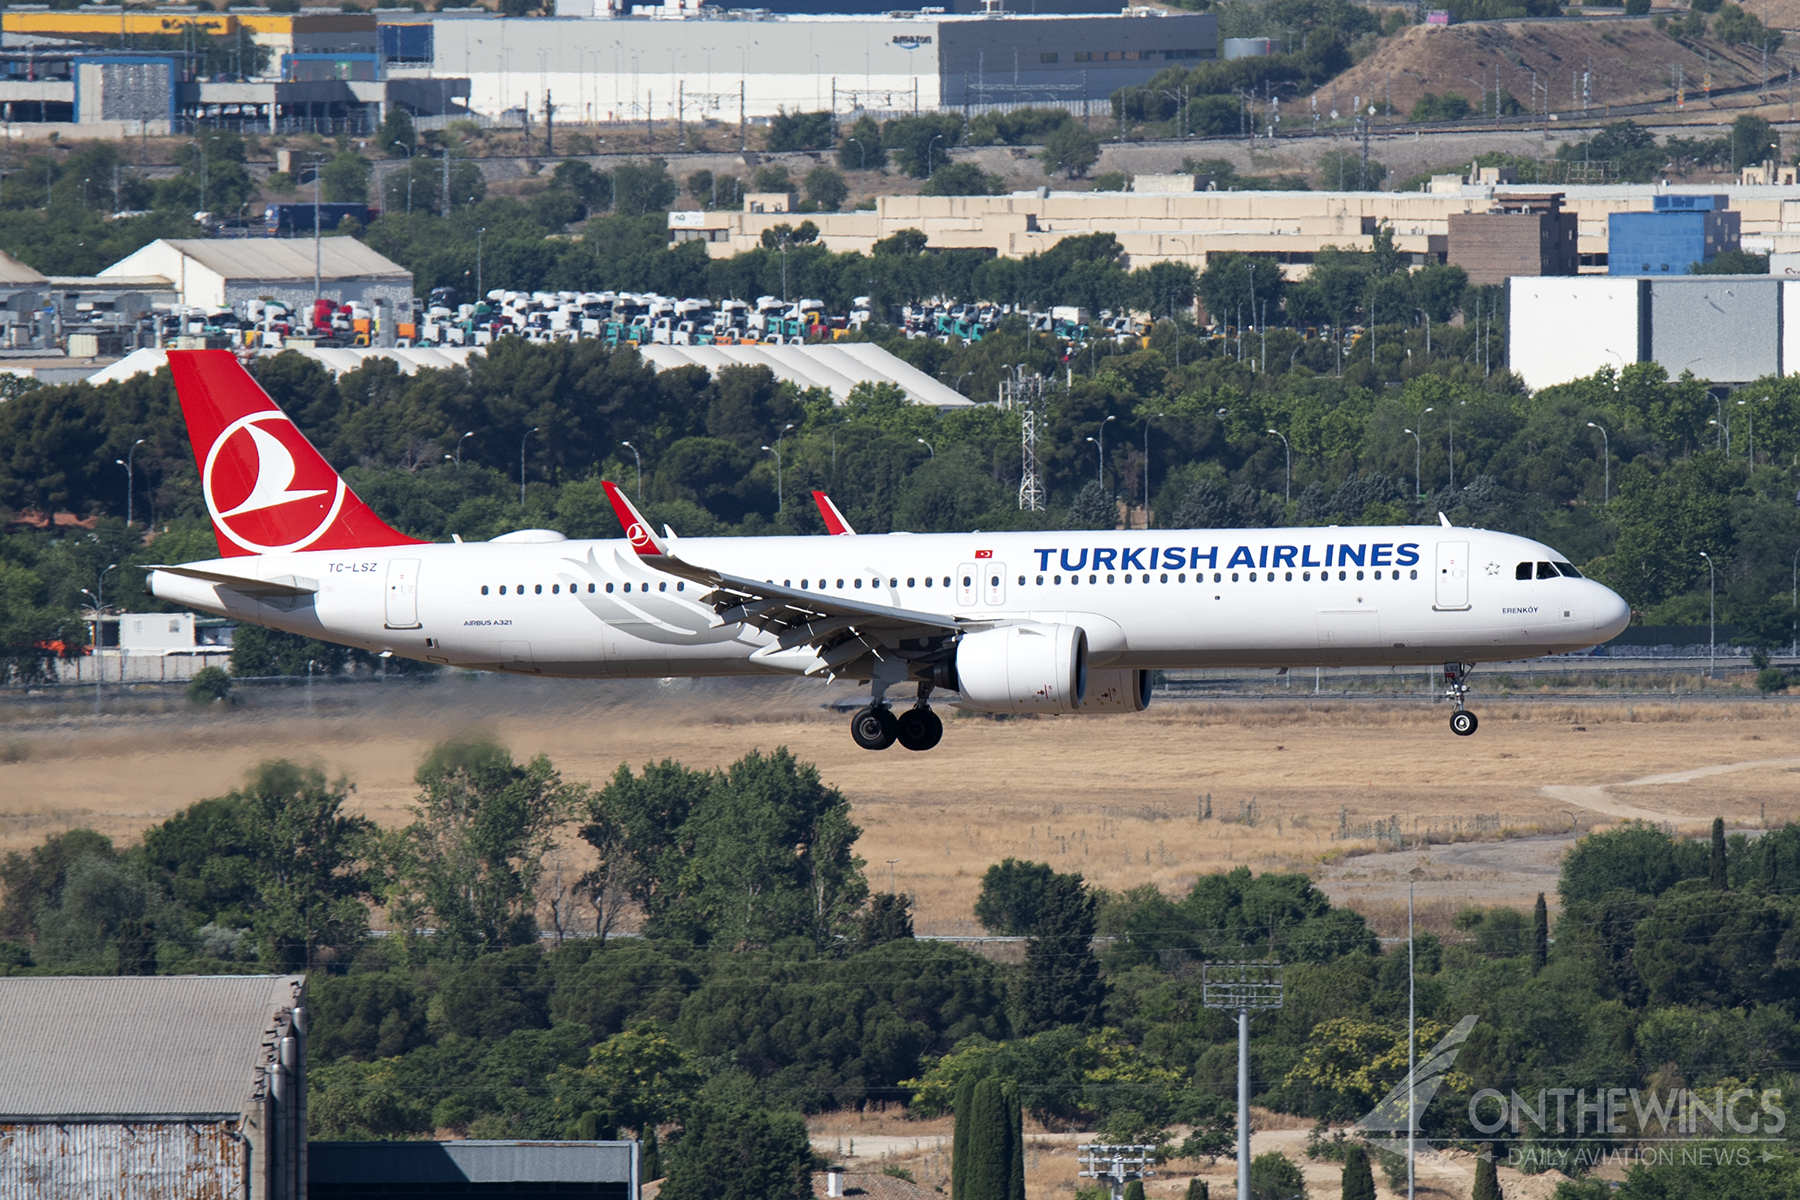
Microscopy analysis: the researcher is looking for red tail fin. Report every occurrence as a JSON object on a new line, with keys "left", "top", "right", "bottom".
{"left": 168, "top": 349, "right": 424, "bottom": 557}
{"left": 811, "top": 490, "right": 857, "bottom": 535}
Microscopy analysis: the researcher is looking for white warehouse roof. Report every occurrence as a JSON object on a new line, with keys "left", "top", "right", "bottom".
{"left": 636, "top": 342, "right": 974, "bottom": 408}
{"left": 89, "top": 342, "right": 973, "bottom": 407}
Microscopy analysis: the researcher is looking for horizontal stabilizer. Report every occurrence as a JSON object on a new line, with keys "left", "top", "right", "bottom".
{"left": 145, "top": 564, "right": 319, "bottom": 598}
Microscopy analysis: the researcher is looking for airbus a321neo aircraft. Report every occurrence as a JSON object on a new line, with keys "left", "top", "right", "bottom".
{"left": 149, "top": 351, "right": 1631, "bottom": 752}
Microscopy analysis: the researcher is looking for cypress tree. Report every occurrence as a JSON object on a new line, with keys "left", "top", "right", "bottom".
{"left": 1763, "top": 837, "right": 1778, "bottom": 890}
{"left": 1184, "top": 1180, "right": 1210, "bottom": 1200}
{"left": 642, "top": 1126, "right": 661, "bottom": 1182}
{"left": 965, "top": 1077, "right": 1009, "bottom": 1200}
{"left": 1340, "top": 1145, "right": 1375, "bottom": 1200}
{"left": 1003, "top": 1080, "right": 1025, "bottom": 1200}
{"left": 1124, "top": 1184, "right": 1146, "bottom": 1200}
{"left": 1471, "top": 1144, "right": 1501, "bottom": 1200}
{"left": 952, "top": 1074, "right": 978, "bottom": 1200}
{"left": 1710, "top": 817, "right": 1728, "bottom": 890}
{"left": 1531, "top": 892, "right": 1548, "bottom": 975}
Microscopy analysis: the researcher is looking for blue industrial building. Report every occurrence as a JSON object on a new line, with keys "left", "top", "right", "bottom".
{"left": 1607, "top": 194, "right": 1740, "bottom": 275}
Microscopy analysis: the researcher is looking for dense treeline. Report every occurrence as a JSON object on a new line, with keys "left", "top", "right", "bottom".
{"left": 3, "top": 740, "right": 1799, "bottom": 1196}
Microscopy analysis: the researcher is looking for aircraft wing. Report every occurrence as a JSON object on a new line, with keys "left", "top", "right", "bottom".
{"left": 601, "top": 482, "right": 965, "bottom": 672}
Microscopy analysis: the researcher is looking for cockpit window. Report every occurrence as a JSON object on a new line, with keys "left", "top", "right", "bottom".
{"left": 1537, "top": 562, "right": 1559, "bottom": 580}
{"left": 1554, "top": 561, "right": 1582, "bottom": 578}
{"left": 1516, "top": 562, "right": 1532, "bottom": 580}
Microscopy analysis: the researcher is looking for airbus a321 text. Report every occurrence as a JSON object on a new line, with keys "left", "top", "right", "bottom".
{"left": 148, "top": 351, "right": 1631, "bottom": 751}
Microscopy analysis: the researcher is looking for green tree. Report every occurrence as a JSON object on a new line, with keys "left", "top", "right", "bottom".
{"left": 1124, "top": 1184, "right": 1146, "bottom": 1200}
{"left": 1198, "top": 253, "right": 1286, "bottom": 326}
{"left": 1040, "top": 122, "right": 1101, "bottom": 179}
{"left": 1531, "top": 891, "right": 1548, "bottom": 974}
{"left": 1559, "top": 821, "right": 1709, "bottom": 902}
{"left": 1017, "top": 872, "right": 1105, "bottom": 1032}
{"left": 922, "top": 163, "right": 1003, "bottom": 197}
{"left": 186, "top": 665, "right": 232, "bottom": 705}
{"left": 1185, "top": 1180, "right": 1210, "bottom": 1200}
{"left": 804, "top": 166, "right": 849, "bottom": 212}
{"left": 766, "top": 110, "right": 835, "bottom": 152}
{"left": 551, "top": 1027, "right": 702, "bottom": 1137}
{"left": 1472, "top": 1146, "right": 1501, "bottom": 1200}
{"left": 612, "top": 159, "right": 677, "bottom": 216}
{"left": 858, "top": 892, "right": 914, "bottom": 949}
{"left": 838, "top": 115, "right": 888, "bottom": 171}
{"left": 321, "top": 151, "right": 372, "bottom": 204}
{"left": 1711, "top": 816, "right": 1729, "bottom": 889}
{"left": 0, "top": 828, "right": 117, "bottom": 942}
{"left": 380, "top": 107, "right": 418, "bottom": 157}
{"left": 393, "top": 738, "right": 581, "bottom": 958}
{"left": 1731, "top": 113, "right": 1777, "bottom": 170}
{"left": 1249, "top": 1151, "right": 1305, "bottom": 1200}
{"left": 952, "top": 1073, "right": 977, "bottom": 1200}
{"left": 659, "top": 1100, "right": 814, "bottom": 1200}
{"left": 587, "top": 749, "right": 867, "bottom": 948}
{"left": 974, "top": 858, "right": 1057, "bottom": 935}
{"left": 1341, "top": 1145, "right": 1376, "bottom": 1200}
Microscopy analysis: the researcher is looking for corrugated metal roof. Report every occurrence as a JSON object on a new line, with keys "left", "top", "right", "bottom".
{"left": 636, "top": 342, "right": 973, "bottom": 408}
{"left": 0, "top": 975, "right": 302, "bottom": 1119}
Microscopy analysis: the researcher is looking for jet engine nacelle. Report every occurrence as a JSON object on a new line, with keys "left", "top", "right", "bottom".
{"left": 1081, "top": 668, "right": 1152, "bottom": 713}
{"left": 952, "top": 623, "right": 1087, "bottom": 714}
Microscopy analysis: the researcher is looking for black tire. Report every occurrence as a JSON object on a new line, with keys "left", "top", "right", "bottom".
{"left": 1450, "top": 710, "right": 1478, "bottom": 736}
{"left": 896, "top": 707, "right": 944, "bottom": 752}
{"left": 851, "top": 706, "right": 899, "bottom": 750}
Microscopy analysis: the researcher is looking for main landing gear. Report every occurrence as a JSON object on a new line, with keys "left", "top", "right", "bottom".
{"left": 851, "top": 685, "right": 943, "bottom": 752}
{"left": 1444, "top": 661, "right": 1479, "bottom": 736}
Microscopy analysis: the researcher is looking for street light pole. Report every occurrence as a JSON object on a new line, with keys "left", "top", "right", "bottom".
{"left": 476, "top": 227, "right": 487, "bottom": 303}
{"left": 1404, "top": 428, "right": 1421, "bottom": 501}
{"left": 1701, "top": 551, "right": 1716, "bottom": 680}
{"left": 1267, "top": 428, "right": 1291, "bottom": 504}
{"left": 520, "top": 426, "right": 539, "bottom": 507}
{"left": 117, "top": 436, "right": 145, "bottom": 527}
{"left": 926, "top": 133, "right": 944, "bottom": 176}
{"left": 762, "top": 423, "right": 796, "bottom": 513}
{"left": 1096, "top": 414, "right": 1115, "bottom": 489}
{"left": 1587, "top": 421, "right": 1610, "bottom": 505}
{"left": 621, "top": 440, "right": 642, "bottom": 499}
{"left": 915, "top": 437, "right": 934, "bottom": 458}
{"left": 1143, "top": 412, "right": 1163, "bottom": 520}
{"left": 456, "top": 430, "right": 474, "bottom": 466}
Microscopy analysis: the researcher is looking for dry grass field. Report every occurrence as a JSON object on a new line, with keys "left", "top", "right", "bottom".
{"left": 2, "top": 676, "right": 1796, "bottom": 929}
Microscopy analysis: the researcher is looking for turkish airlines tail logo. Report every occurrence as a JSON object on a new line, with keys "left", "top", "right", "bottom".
{"left": 168, "top": 350, "right": 425, "bottom": 557}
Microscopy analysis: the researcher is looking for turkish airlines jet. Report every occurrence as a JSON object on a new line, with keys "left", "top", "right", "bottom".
{"left": 149, "top": 351, "right": 1631, "bottom": 751}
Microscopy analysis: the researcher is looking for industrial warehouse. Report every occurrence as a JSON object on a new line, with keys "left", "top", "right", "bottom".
{"left": 377, "top": 5, "right": 1218, "bottom": 122}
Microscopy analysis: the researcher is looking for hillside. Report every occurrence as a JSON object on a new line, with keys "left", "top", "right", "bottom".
{"left": 1319, "top": 19, "right": 1776, "bottom": 123}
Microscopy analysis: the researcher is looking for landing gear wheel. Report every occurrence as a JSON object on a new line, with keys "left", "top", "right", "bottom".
{"left": 1450, "top": 710, "right": 1479, "bottom": 737}
{"left": 896, "top": 707, "right": 944, "bottom": 752}
{"left": 851, "top": 705, "right": 899, "bottom": 750}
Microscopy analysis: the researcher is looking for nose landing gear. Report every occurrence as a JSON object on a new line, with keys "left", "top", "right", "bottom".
{"left": 851, "top": 684, "right": 943, "bottom": 751}
{"left": 1444, "top": 661, "right": 1478, "bottom": 736}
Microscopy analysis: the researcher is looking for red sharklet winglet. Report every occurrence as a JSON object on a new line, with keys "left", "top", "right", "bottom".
{"left": 811, "top": 490, "right": 857, "bottom": 535}
{"left": 602, "top": 480, "right": 667, "bottom": 556}
{"left": 168, "top": 349, "right": 424, "bottom": 557}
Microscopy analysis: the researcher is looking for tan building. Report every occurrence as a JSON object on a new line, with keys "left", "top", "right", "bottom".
{"left": 669, "top": 180, "right": 1800, "bottom": 278}
{"left": 1447, "top": 193, "right": 1579, "bottom": 286}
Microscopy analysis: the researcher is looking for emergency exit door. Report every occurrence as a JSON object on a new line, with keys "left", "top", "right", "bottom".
{"left": 385, "top": 558, "right": 421, "bottom": 628}
{"left": 1434, "top": 541, "right": 1469, "bottom": 610}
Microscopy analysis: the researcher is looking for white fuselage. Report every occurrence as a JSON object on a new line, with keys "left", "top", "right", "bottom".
{"left": 149, "top": 525, "right": 1631, "bottom": 678}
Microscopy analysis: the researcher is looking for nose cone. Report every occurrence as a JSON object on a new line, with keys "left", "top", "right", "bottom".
{"left": 1591, "top": 582, "right": 1631, "bottom": 643}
